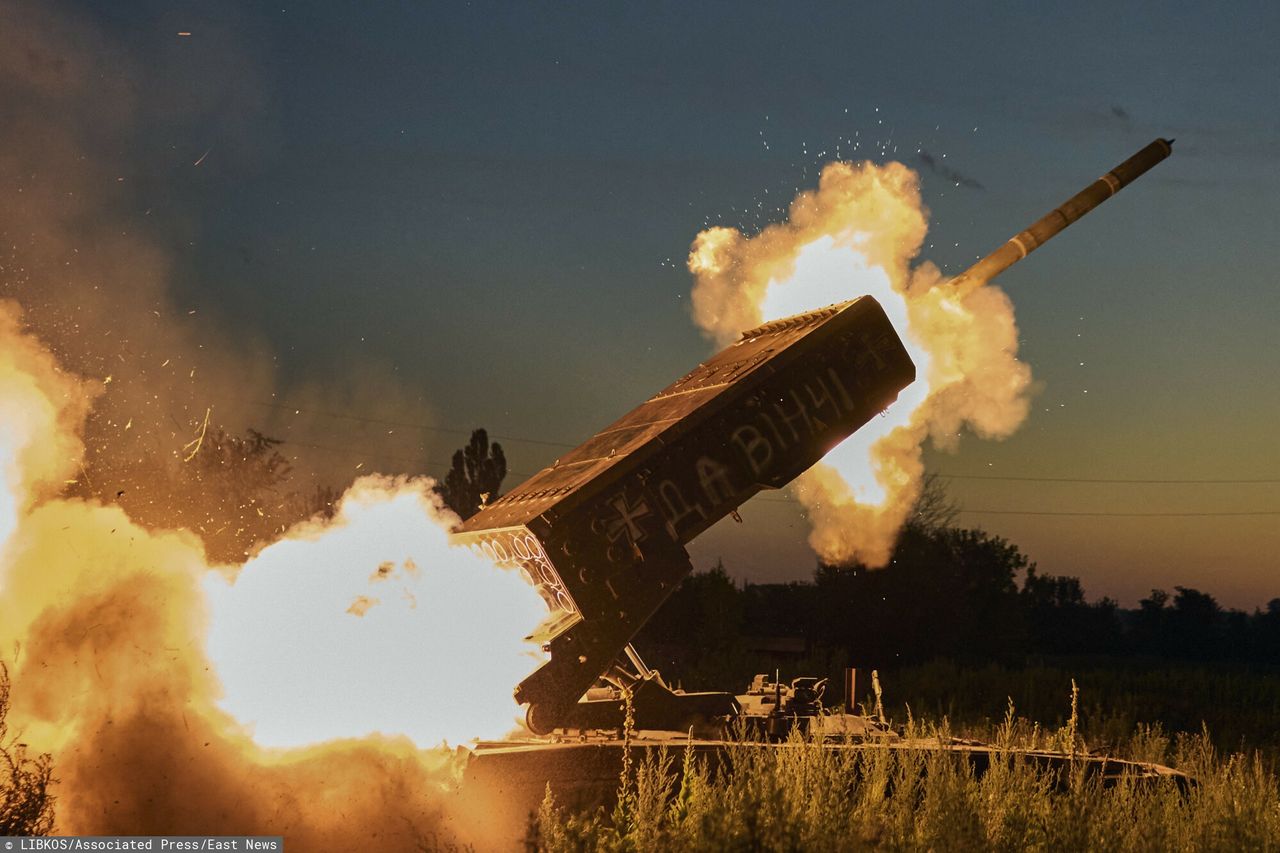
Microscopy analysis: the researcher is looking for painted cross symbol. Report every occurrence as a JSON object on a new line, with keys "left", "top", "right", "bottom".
{"left": 860, "top": 332, "right": 888, "bottom": 369}
{"left": 605, "top": 492, "right": 652, "bottom": 544}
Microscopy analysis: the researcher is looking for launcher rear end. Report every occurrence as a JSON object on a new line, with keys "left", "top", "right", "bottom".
{"left": 452, "top": 296, "right": 915, "bottom": 731}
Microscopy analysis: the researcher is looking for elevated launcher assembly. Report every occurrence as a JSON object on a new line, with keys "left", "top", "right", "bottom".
{"left": 452, "top": 138, "right": 1172, "bottom": 735}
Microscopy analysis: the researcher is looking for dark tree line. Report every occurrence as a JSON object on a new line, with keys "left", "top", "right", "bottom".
{"left": 638, "top": 504, "right": 1280, "bottom": 687}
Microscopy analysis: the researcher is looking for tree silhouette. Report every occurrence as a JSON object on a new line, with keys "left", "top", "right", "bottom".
{"left": 640, "top": 560, "right": 744, "bottom": 651}
{"left": 438, "top": 429, "right": 507, "bottom": 520}
{"left": 1022, "top": 566, "right": 1121, "bottom": 655}
{"left": 1, "top": 663, "right": 54, "bottom": 836}
{"left": 904, "top": 471, "right": 959, "bottom": 534}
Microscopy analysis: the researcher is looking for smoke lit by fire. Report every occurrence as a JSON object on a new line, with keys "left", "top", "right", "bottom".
{"left": 0, "top": 300, "right": 545, "bottom": 843}
{"left": 689, "top": 159, "right": 1033, "bottom": 566}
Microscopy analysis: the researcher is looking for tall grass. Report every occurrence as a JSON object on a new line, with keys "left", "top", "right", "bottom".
{"left": 533, "top": 714, "right": 1280, "bottom": 852}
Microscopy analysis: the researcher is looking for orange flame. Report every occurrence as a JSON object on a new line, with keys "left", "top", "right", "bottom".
{"left": 205, "top": 476, "right": 547, "bottom": 748}
{"left": 689, "top": 160, "right": 1032, "bottom": 566}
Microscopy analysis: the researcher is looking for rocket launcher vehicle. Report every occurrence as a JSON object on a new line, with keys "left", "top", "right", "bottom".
{"left": 451, "top": 138, "right": 1172, "bottom": 735}
{"left": 455, "top": 297, "right": 915, "bottom": 732}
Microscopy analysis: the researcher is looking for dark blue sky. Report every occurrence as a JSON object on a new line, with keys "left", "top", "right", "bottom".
{"left": 31, "top": 0, "right": 1280, "bottom": 605}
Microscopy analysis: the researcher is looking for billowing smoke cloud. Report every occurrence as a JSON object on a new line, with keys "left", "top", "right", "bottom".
{"left": 0, "top": 0, "right": 443, "bottom": 564}
{"left": 0, "top": 297, "right": 547, "bottom": 846}
{"left": 689, "top": 159, "right": 1033, "bottom": 566}
{"left": 0, "top": 299, "right": 94, "bottom": 552}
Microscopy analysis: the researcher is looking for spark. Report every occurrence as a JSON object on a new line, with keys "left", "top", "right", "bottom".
{"left": 182, "top": 407, "right": 211, "bottom": 462}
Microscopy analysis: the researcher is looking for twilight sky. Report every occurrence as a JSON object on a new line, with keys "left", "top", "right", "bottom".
{"left": 7, "top": 0, "right": 1278, "bottom": 607}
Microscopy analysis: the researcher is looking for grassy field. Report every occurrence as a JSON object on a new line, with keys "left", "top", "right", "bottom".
{"left": 531, "top": 665, "right": 1280, "bottom": 853}
{"left": 533, "top": 716, "right": 1280, "bottom": 852}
